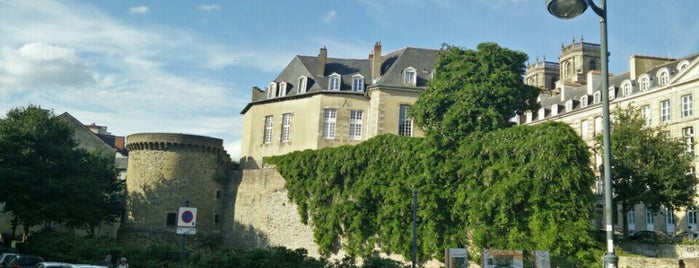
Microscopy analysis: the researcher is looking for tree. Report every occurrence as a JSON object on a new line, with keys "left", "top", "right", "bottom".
{"left": 0, "top": 105, "right": 123, "bottom": 237}
{"left": 599, "top": 105, "right": 697, "bottom": 237}
{"left": 410, "top": 43, "right": 540, "bottom": 146}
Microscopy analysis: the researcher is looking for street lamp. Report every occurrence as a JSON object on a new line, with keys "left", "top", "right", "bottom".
{"left": 545, "top": 0, "right": 618, "bottom": 267}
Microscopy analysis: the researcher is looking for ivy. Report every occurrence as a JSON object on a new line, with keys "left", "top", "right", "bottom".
{"left": 266, "top": 121, "right": 598, "bottom": 264}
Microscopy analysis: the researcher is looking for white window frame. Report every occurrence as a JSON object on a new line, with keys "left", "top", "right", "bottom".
{"left": 628, "top": 210, "right": 636, "bottom": 231}
{"left": 352, "top": 74, "right": 364, "bottom": 92}
{"left": 403, "top": 67, "right": 416, "bottom": 86}
{"left": 263, "top": 115, "right": 273, "bottom": 144}
{"left": 641, "top": 105, "right": 651, "bottom": 126}
{"left": 279, "top": 82, "right": 287, "bottom": 97}
{"left": 593, "top": 91, "right": 601, "bottom": 104}
{"left": 580, "top": 95, "right": 588, "bottom": 108}
{"left": 297, "top": 76, "right": 308, "bottom": 94}
{"left": 594, "top": 116, "right": 603, "bottom": 136}
{"left": 565, "top": 100, "right": 573, "bottom": 112}
{"left": 550, "top": 104, "right": 558, "bottom": 116}
{"left": 683, "top": 94, "right": 693, "bottom": 118}
{"left": 538, "top": 108, "right": 546, "bottom": 120}
{"left": 398, "top": 105, "right": 413, "bottom": 136}
{"left": 608, "top": 87, "right": 616, "bottom": 100}
{"left": 660, "top": 99, "right": 671, "bottom": 122}
{"left": 684, "top": 127, "right": 694, "bottom": 156}
{"left": 349, "top": 110, "right": 363, "bottom": 140}
{"left": 581, "top": 120, "right": 589, "bottom": 139}
{"left": 645, "top": 208, "right": 654, "bottom": 231}
{"left": 525, "top": 111, "right": 533, "bottom": 123}
{"left": 322, "top": 109, "right": 336, "bottom": 139}
{"left": 658, "top": 68, "right": 670, "bottom": 86}
{"left": 281, "top": 113, "right": 291, "bottom": 143}
{"left": 688, "top": 208, "right": 698, "bottom": 228}
{"left": 267, "top": 82, "right": 278, "bottom": 98}
{"left": 329, "top": 73, "right": 341, "bottom": 91}
{"left": 678, "top": 60, "right": 690, "bottom": 73}
{"left": 621, "top": 80, "right": 632, "bottom": 96}
{"left": 639, "top": 75, "right": 651, "bottom": 91}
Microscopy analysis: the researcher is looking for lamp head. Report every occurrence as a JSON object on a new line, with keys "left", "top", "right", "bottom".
{"left": 546, "top": 0, "right": 588, "bottom": 19}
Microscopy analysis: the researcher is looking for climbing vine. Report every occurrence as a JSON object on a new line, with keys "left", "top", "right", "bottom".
{"left": 266, "top": 121, "right": 598, "bottom": 264}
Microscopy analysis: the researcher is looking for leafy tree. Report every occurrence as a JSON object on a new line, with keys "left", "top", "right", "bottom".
{"left": 599, "top": 105, "right": 697, "bottom": 236}
{"left": 0, "top": 105, "right": 123, "bottom": 237}
{"left": 410, "top": 43, "right": 540, "bottom": 146}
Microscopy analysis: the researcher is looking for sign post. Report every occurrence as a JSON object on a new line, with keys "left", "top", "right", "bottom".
{"left": 178, "top": 201, "right": 196, "bottom": 268}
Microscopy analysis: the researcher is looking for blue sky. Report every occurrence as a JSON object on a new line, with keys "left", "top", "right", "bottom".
{"left": 1, "top": 0, "right": 698, "bottom": 160}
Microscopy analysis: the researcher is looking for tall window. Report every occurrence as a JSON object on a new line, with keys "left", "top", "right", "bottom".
{"left": 666, "top": 207, "right": 675, "bottom": 225}
{"left": 628, "top": 210, "right": 636, "bottom": 231}
{"left": 660, "top": 100, "right": 671, "bottom": 122}
{"left": 658, "top": 70, "right": 670, "bottom": 86}
{"left": 684, "top": 127, "right": 694, "bottom": 156}
{"left": 329, "top": 74, "right": 341, "bottom": 91}
{"left": 279, "top": 82, "right": 287, "bottom": 97}
{"left": 593, "top": 91, "right": 601, "bottom": 104}
{"left": 398, "top": 105, "right": 413, "bottom": 136}
{"left": 641, "top": 105, "right": 651, "bottom": 126}
{"left": 267, "top": 82, "right": 277, "bottom": 98}
{"left": 322, "top": 109, "right": 336, "bottom": 139}
{"left": 589, "top": 60, "right": 597, "bottom": 71}
{"left": 688, "top": 208, "right": 697, "bottom": 226}
{"left": 281, "top": 113, "right": 291, "bottom": 142}
{"left": 352, "top": 75, "right": 364, "bottom": 92}
{"left": 645, "top": 208, "right": 654, "bottom": 230}
{"left": 594, "top": 116, "right": 603, "bottom": 136}
{"left": 403, "top": 67, "right": 416, "bottom": 86}
{"left": 581, "top": 120, "right": 589, "bottom": 139}
{"left": 263, "top": 115, "right": 273, "bottom": 144}
{"left": 622, "top": 81, "right": 632, "bottom": 96}
{"left": 683, "top": 94, "right": 693, "bottom": 118}
{"left": 580, "top": 95, "right": 588, "bottom": 108}
{"left": 640, "top": 76, "right": 650, "bottom": 91}
{"left": 349, "top": 110, "right": 363, "bottom": 140}
{"left": 298, "top": 76, "right": 307, "bottom": 94}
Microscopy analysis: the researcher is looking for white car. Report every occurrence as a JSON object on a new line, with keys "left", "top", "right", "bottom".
{"left": 0, "top": 253, "right": 17, "bottom": 267}
{"left": 32, "top": 262, "right": 108, "bottom": 268}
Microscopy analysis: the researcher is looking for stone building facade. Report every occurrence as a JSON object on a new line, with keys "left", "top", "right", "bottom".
{"left": 520, "top": 38, "right": 699, "bottom": 235}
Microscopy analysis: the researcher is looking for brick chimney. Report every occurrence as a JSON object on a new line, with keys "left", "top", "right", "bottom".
{"left": 318, "top": 46, "right": 327, "bottom": 76}
{"left": 252, "top": 86, "right": 264, "bottom": 101}
{"left": 371, "top": 41, "right": 381, "bottom": 82}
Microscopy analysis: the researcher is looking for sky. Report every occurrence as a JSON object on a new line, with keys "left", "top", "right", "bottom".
{"left": 2, "top": 0, "right": 698, "bottom": 161}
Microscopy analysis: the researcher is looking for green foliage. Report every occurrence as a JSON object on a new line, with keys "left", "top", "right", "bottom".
{"left": 0, "top": 105, "right": 124, "bottom": 236}
{"left": 410, "top": 43, "right": 540, "bottom": 147}
{"left": 599, "top": 105, "right": 697, "bottom": 235}
{"left": 267, "top": 121, "right": 598, "bottom": 265}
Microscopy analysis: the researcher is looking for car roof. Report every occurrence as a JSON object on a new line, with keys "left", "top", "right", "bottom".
{"left": 34, "top": 262, "right": 73, "bottom": 268}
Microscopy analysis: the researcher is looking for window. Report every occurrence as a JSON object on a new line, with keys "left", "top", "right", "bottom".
{"left": 589, "top": 60, "right": 597, "bottom": 71}
{"left": 263, "top": 115, "right": 273, "bottom": 144}
{"left": 166, "top": 213, "right": 177, "bottom": 226}
{"left": 666, "top": 207, "right": 675, "bottom": 225}
{"left": 641, "top": 105, "right": 651, "bottom": 126}
{"left": 216, "top": 190, "right": 222, "bottom": 199}
{"left": 329, "top": 73, "right": 341, "bottom": 91}
{"left": 322, "top": 109, "right": 336, "bottom": 139}
{"left": 658, "top": 69, "right": 670, "bottom": 86}
{"left": 581, "top": 120, "right": 589, "bottom": 139}
{"left": 688, "top": 208, "right": 697, "bottom": 226}
{"left": 594, "top": 176, "right": 603, "bottom": 196}
{"left": 646, "top": 208, "right": 655, "bottom": 230}
{"left": 580, "top": 95, "right": 588, "bottom": 108}
{"left": 593, "top": 91, "right": 601, "bottom": 104}
{"left": 609, "top": 87, "right": 615, "bottom": 100}
{"left": 298, "top": 76, "right": 308, "bottom": 94}
{"left": 281, "top": 113, "right": 291, "bottom": 142}
{"left": 622, "top": 81, "right": 632, "bottom": 96}
{"left": 594, "top": 116, "right": 603, "bottom": 136}
{"left": 525, "top": 111, "right": 532, "bottom": 123}
{"left": 565, "top": 100, "right": 573, "bottom": 112}
{"left": 349, "top": 110, "right": 363, "bottom": 140}
{"left": 214, "top": 214, "right": 220, "bottom": 224}
{"left": 279, "top": 82, "right": 287, "bottom": 97}
{"left": 639, "top": 75, "right": 650, "bottom": 91}
{"left": 267, "top": 82, "right": 277, "bottom": 98}
{"left": 684, "top": 127, "right": 694, "bottom": 156}
{"left": 679, "top": 61, "right": 690, "bottom": 73}
{"left": 683, "top": 94, "right": 693, "bottom": 118}
{"left": 403, "top": 67, "right": 416, "bottom": 86}
{"left": 628, "top": 210, "right": 636, "bottom": 231}
{"left": 550, "top": 105, "right": 558, "bottom": 116}
{"left": 398, "top": 105, "right": 413, "bottom": 136}
{"left": 352, "top": 75, "right": 364, "bottom": 92}
{"left": 660, "top": 100, "right": 671, "bottom": 122}
{"left": 538, "top": 108, "right": 546, "bottom": 120}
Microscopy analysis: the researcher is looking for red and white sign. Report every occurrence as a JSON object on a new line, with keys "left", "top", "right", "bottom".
{"left": 177, "top": 207, "right": 197, "bottom": 227}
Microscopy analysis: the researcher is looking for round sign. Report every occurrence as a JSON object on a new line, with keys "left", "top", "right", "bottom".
{"left": 181, "top": 210, "right": 194, "bottom": 223}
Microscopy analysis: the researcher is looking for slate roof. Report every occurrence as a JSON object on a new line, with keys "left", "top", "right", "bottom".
{"left": 241, "top": 46, "right": 440, "bottom": 113}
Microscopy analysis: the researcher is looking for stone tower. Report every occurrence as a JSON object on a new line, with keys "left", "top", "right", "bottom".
{"left": 525, "top": 56, "right": 560, "bottom": 91}
{"left": 120, "top": 133, "right": 234, "bottom": 246}
{"left": 558, "top": 36, "right": 602, "bottom": 84}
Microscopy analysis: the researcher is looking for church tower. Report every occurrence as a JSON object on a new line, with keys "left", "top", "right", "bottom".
{"left": 558, "top": 36, "right": 602, "bottom": 84}
{"left": 525, "top": 55, "right": 560, "bottom": 91}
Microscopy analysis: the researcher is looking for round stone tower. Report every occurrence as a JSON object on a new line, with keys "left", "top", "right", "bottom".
{"left": 120, "top": 133, "right": 233, "bottom": 246}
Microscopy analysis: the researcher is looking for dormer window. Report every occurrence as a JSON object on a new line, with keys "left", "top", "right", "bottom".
{"left": 593, "top": 91, "right": 601, "bottom": 104}
{"left": 580, "top": 95, "right": 588, "bottom": 108}
{"left": 267, "top": 82, "right": 278, "bottom": 98}
{"left": 609, "top": 87, "right": 616, "bottom": 100}
{"left": 403, "top": 67, "right": 416, "bottom": 86}
{"left": 525, "top": 111, "right": 533, "bottom": 123}
{"left": 551, "top": 104, "right": 559, "bottom": 116}
{"left": 565, "top": 100, "right": 574, "bottom": 112}
{"left": 678, "top": 60, "right": 690, "bottom": 73}
{"left": 352, "top": 74, "right": 364, "bottom": 92}
{"left": 297, "top": 76, "right": 307, "bottom": 94}
{"left": 279, "top": 82, "right": 287, "bottom": 97}
{"left": 329, "top": 73, "right": 341, "bottom": 91}
{"left": 658, "top": 68, "right": 670, "bottom": 86}
{"left": 538, "top": 108, "right": 546, "bottom": 120}
{"left": 621, "top": 80, "right": 632, "bottom": 96}
{"left": 639, "top": 74, "right": 650, "bottom": 91}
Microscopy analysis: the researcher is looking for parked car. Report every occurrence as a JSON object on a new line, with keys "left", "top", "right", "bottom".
{"left": 5, "top": 254, "right": 44, "bottom": 268}
{"left": 0, "top": 253, "right": 17, "bottom": 267}
{"left": 628, "top": 230, "right": 672, "bottom": 242}
{"left": 32, "top": 263, "right": 107, "bottom": 268}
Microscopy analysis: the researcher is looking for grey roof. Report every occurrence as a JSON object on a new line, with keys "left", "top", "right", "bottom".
{"left": 57, "top": 112, "right": 117, "bottom": 157}
{"left": 242, "top": 46, "right": 439, "bottom": 112}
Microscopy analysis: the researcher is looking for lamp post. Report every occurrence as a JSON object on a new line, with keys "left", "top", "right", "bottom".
{"left": 545, "top": 0, "right": 618, "bottom": 267}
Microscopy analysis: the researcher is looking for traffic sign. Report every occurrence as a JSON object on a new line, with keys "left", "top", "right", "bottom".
{"left": 177, "top": 227, "right": 197, "bottom": 235}
{"left": 177, "top": 207, "right": 197, "bottom": 227}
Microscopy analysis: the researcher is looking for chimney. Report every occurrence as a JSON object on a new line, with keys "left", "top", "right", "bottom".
{"left": 371, "top": 41, "right": 382, "bottom": 82}
{"left": 318, "top": 46, "right": 327, "bottom": 76}
{"left": 252, "top": 86, "right": 264, "bottom": 101}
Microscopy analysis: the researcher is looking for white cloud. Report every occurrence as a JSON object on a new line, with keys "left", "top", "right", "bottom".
{"left": 198, "top": 4, "right": 221, "bottom": 11}
{"left": 0, "top": 43, "right": 95, "bottom": 89}
{"left": 130, "top": 5, "right": 149, "bottom": 14}
{"left": 322, "top": 10, "right": 336, "bottom": 24}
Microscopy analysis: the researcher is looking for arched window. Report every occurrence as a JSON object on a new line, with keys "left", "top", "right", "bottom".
{"left": 678, "top": 60, "right": 690, "bottom": 73}
{"left": 621, "top": 80, "right": 632, "bottom": 96}
{"left": 329, "top": 73, "right": 341, "bottom": 91}
{"left": 267, "top": 82, "right": 277, "bottom": 98}
{"left": 589, "top": 60, "right": 597, "bottom": 71}
{"left": 639, "top": 75, "right": 650, "bottom": 91}
{"left": 352, "top": 74, "right": 364, "bottom": 92}
{"left": 657, "top": 68, "right": 670, "bottom": 86}
{"left": 297, "top": 76, "right": 307, "bottom": 94}
{"left": 403, "top": 67, "right": 417, "bottom": 86}
{"left": 279, "top": 82, "right": 287, "bottom": 97}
